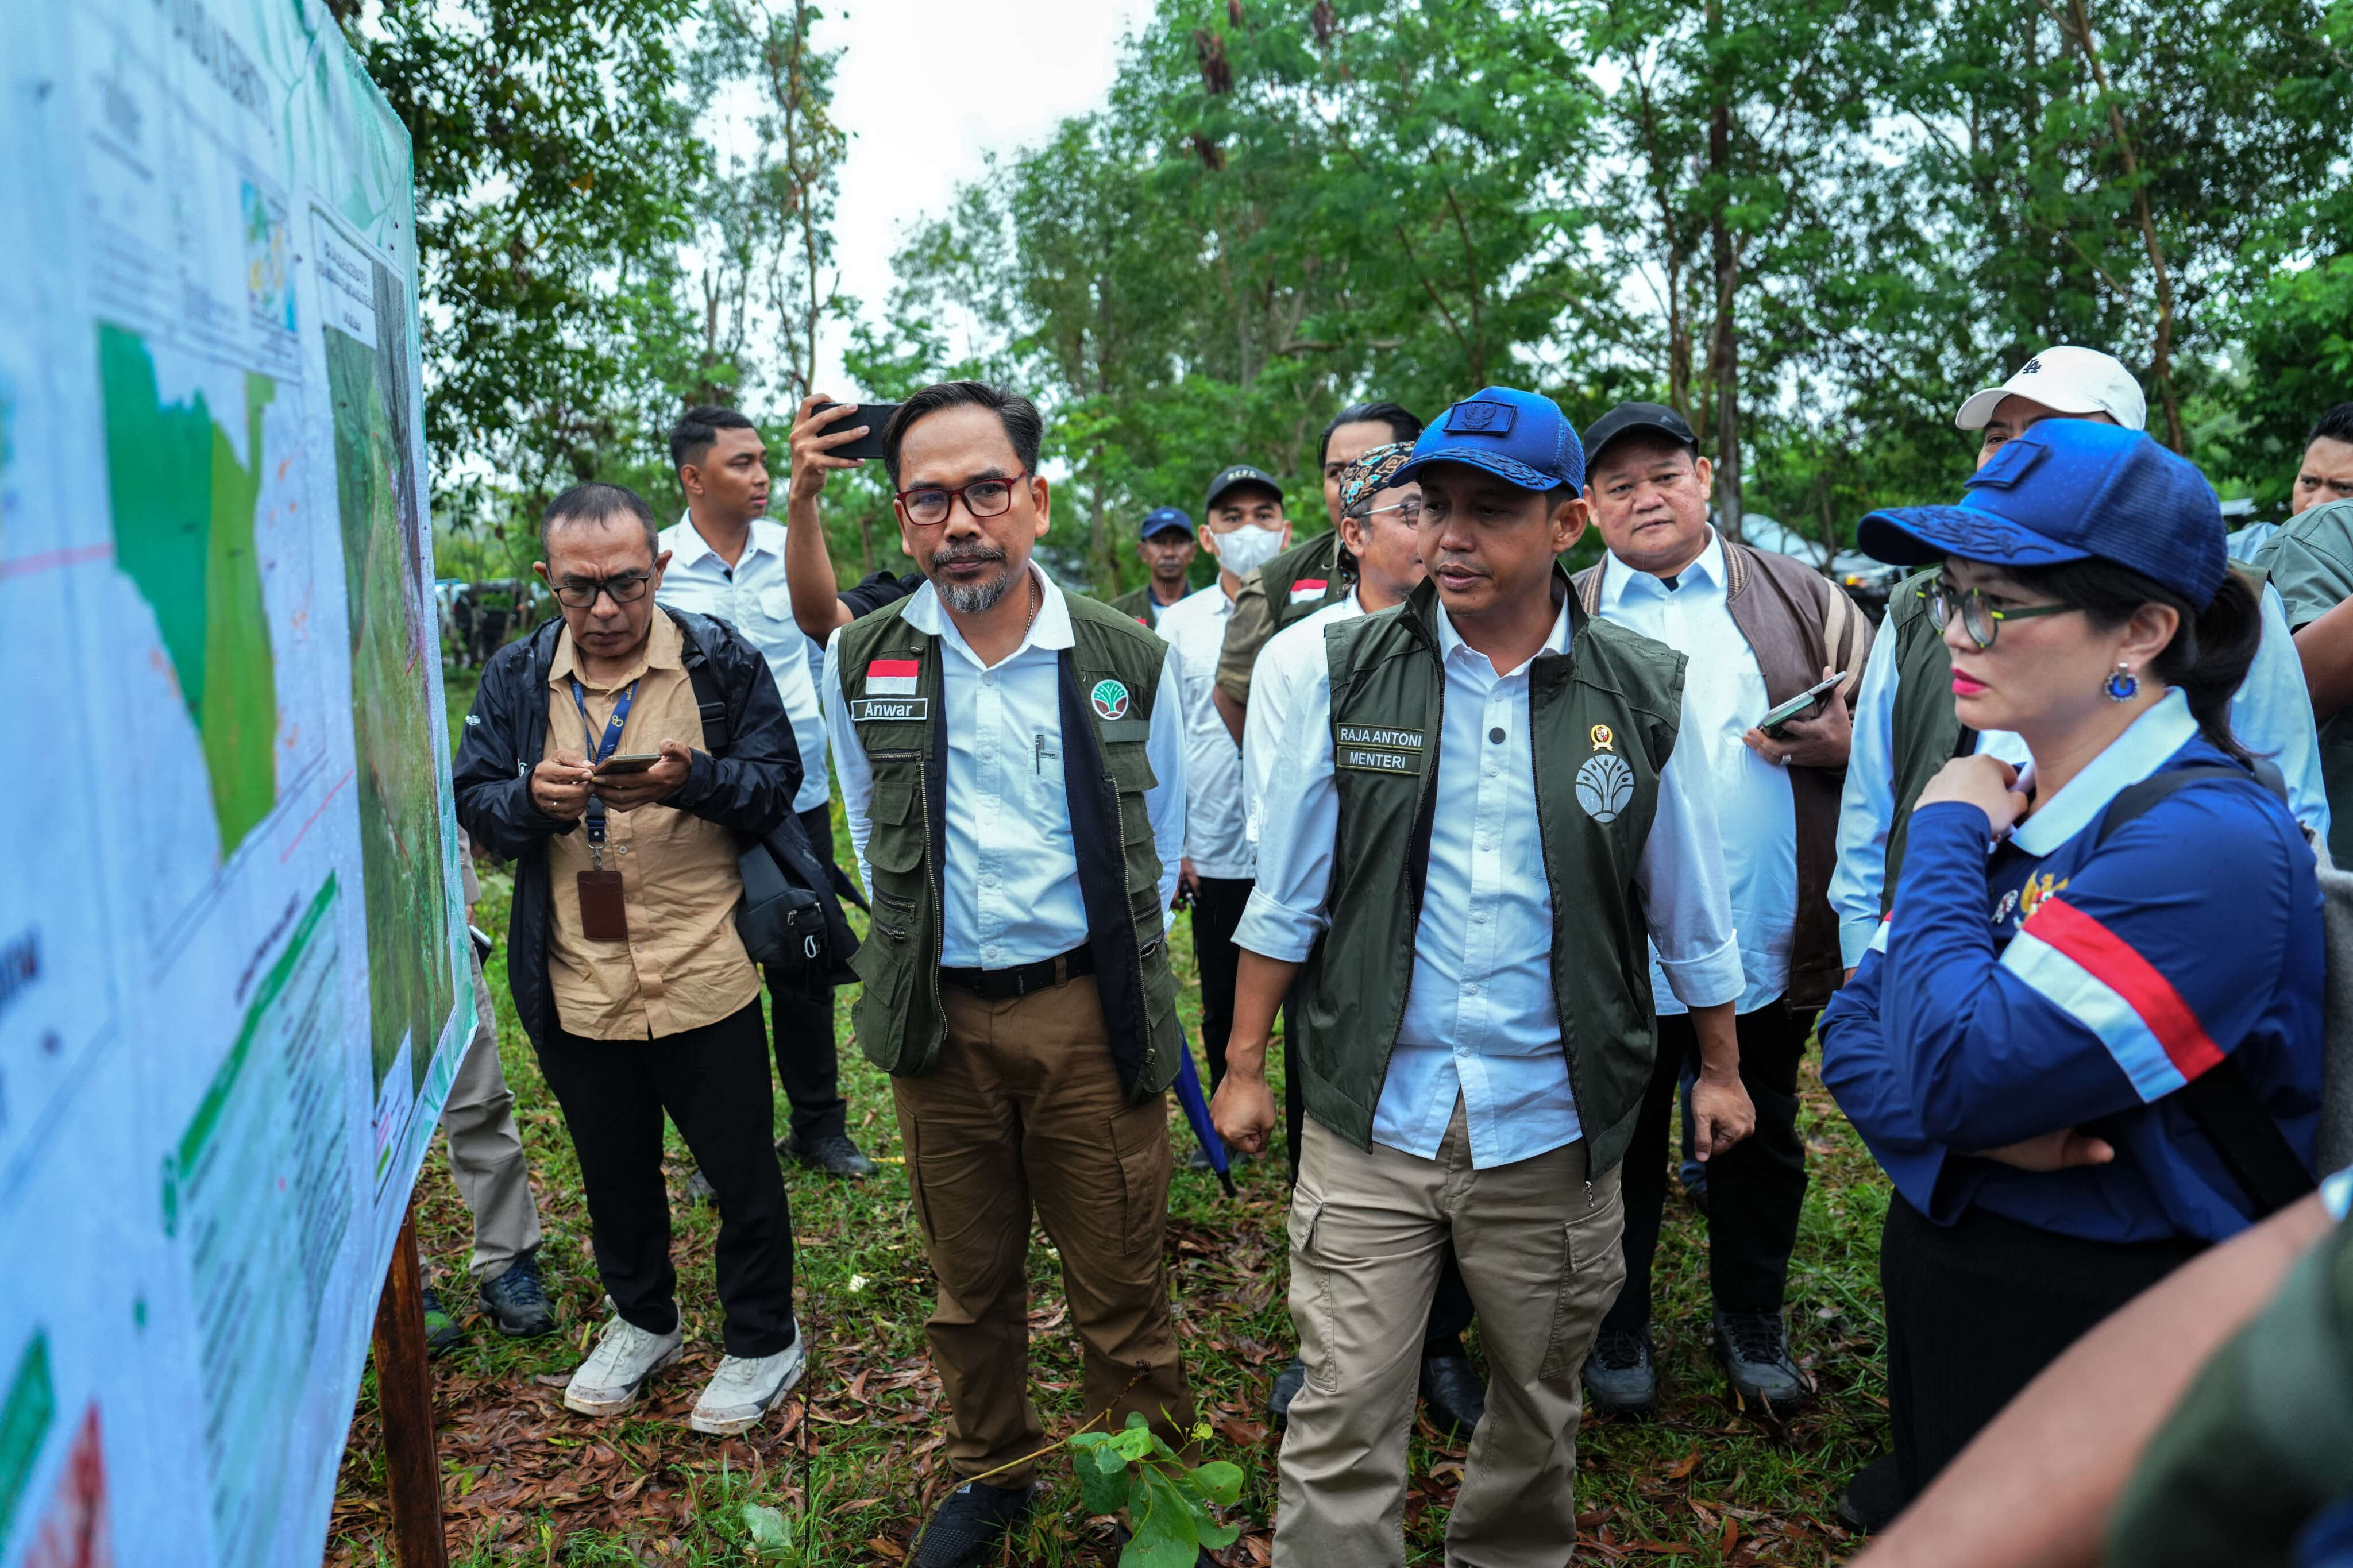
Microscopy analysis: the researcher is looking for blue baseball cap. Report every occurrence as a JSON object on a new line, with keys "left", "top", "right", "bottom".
{"left": 1858, "top": 419, "right": 2226, "bottom": 608}
{"left": 1140, "top": 506, "right": 1194, "bottom": 540}
{"left": 1391, "top": 387, "right": 1586, "bottom": 493}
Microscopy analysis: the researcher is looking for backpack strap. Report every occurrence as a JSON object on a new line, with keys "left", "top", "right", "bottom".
{"left": 668, "top": 609, "right": 736, "bottom": 757}
{"left": 2096, "top": 764, "right": 2315, "bottom": 1218}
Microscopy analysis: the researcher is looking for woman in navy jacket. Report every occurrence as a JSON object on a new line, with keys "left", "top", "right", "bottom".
{"left": 1820, "top": 419, "right": 2324, "bottom": 1512}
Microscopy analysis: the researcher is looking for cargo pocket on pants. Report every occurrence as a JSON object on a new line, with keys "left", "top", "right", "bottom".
{"left": 1540, "top": 1165, "right": 1627, "bottom": 1381}
{"left": 1108, "top": 1099, "right": 1171, "bottom": 1260}
{"left": 1286, "top": 1195, "right": 1344, "bottom": 1396}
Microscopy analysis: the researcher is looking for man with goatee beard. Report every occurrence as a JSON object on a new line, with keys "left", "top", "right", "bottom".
{"left": 818, "top": 382, "right": 1203, "bottom": 1568}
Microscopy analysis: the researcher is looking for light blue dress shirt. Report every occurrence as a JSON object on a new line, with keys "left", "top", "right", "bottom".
{"left": 1156, "top": 582, "right": 1254, "bottom": 880}
{"left": 825, "top": 566, "right": 1187, "bottom": 968}
{"left": 1593, "top": 533, "right": 1800, "bottom": 1015}
{"left": 1828, "top": 579, "right": 2330, "bottom": 968}
{"left": 1238, "top": 593, "right": 1743, "bottom": 1169}
{"left": 656, "top": 515, "right": 831, "bottom": 815}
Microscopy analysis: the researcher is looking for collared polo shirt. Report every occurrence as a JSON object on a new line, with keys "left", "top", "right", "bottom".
{"left": 655, "top": 514, "right": 830, "bottom": 814}
{"left": 1238, "top": 593, "right": 1744, "bottom": 1169}
{"left": 543, "top": 612, "right": 760, "bottom": 1040}
{"left": 1593, "top": 532, "right": 1797, "bottom": 1014}
{"left": 825, "top": 565, "right": 1187, "bottom": 968}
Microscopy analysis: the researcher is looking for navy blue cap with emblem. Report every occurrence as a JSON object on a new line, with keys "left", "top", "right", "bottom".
{"left": 1140, "top": 506, "right": 1194, "bottom": 540}
{"left": 1857, "top": 418, "right": 2227, "bottom": 609}
{"left": 1391, "top": 386, "right": 1586, "bottom": 493}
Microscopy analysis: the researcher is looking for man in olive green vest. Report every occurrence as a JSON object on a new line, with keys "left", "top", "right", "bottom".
{"left": 1110, "top": 506, "right": 1198, "bottom": 627}
{"left": 1212, "top": 387, "right": 1752, "bottom": 1568}
{"left": 820, "top": 381, "right": 1198, "bottom": 1568}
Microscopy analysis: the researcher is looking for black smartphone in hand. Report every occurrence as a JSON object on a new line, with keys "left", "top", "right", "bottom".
{"left": 811, "top": 401, "right": 898, "bottom": 463}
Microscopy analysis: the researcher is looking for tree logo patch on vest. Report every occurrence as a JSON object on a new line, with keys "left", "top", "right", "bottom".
{"left": 1576, "top": 752, "right": 1636, "bottom": 822}
{"left": 1090, "top": 678, "right": 1132, "bottom": 721}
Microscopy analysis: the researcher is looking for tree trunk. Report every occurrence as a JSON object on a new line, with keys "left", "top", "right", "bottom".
{"left": 1708, "top": 79, "right": 1743, "bottom": 542}
{"left": 1089, "top": 450, "right": 1115, "bottom": 597}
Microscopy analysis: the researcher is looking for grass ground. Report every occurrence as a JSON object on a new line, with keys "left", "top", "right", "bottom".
{"left": 328, "top": 675, "right": 1889, "bottom": 1566}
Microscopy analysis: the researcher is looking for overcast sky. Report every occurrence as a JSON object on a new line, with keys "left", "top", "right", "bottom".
{"left": 803, "top": 0, "right": 1155, "bottom": 394}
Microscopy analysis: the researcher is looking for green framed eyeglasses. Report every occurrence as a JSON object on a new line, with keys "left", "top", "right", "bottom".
{"left": 1924, "top": 575, "right": 2080, "bottom": 650}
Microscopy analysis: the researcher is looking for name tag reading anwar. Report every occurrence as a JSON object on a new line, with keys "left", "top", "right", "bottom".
{"left": 1335, "top": 723, "right": 1425, "bottom": 774}
{"left": 851, "top": 697, "right": 929, "bottom": 723}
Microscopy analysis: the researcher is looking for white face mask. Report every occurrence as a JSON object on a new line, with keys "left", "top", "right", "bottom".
{"left": 1211, "top": 522, "right": 1286, "bottom": 578}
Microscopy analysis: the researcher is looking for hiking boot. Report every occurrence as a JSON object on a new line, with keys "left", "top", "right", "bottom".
{"left": 913, "top": 1480, "right": 1036, "bottom": 1568}
{"left": 1583, "top": 1326, "right": 1657, "bottom": 1418}
{"left": 419, "top": 1287, "right": 466, "bottom": 1356}
{"left": 1714, "top": 1308, "right": 1812, "bottom": 1413}
{"left": 689, "top": 1329, "right": 806, "bottom": 1435}
{"left": 1268, "top": 1355, "right": 1307, "bottom": 1422}
{"left": 562, "top": 1314, "right": 684, "bottom": 1417}
{"left": 1420, "top": 1354, "right": 1486, "bottom": 1438}
{"left": 684, "top": 1167, "right": 717, "bottom": 1204}
{"left": 785, "top": 1132, "right": 877, "bottom": 1179}
{"left": 477, "top": 1254, "right": 556, "bottom": 1339}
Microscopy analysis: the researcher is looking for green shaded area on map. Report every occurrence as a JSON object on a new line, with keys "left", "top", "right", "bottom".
{"left": 99, "top": 323, "right": 279, "bottom": 855}
{"left": 0, "top": 1330, "right": 55, "bottom": 1553}
{"left": 325, "top": 260, "right": 453, "bottom": 1095}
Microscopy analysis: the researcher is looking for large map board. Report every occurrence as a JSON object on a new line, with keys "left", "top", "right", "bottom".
{"left": 0, "top": 3, "right": 473, "bottom": 1563}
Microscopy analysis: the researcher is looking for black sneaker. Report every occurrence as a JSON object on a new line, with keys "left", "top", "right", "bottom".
{"left": 420, "top": 1286, "right": 466, "bottom": 1355}
{"left": 1186, "top": 1144, "right": 1216, "bottom": 1172}
{"left": 683, "top": 1167, "right": 718, "bottom": 1204}
{"left": 913, "top": 1480, "right": 1035, "bottom": 1568}
{"left": 1583, "top": 1326, "right": 1657, "bottom": 1418}
{"left": 1713, "top": 1308, "right": 1812, "bottom": 1414}
{"left": 478, "top": 1254, "right": 557, "bottom": 1339}
{"left": 1837, "top": 1453, "right": 1908, "bottom": 1534}
{"left": 785, "top": 1132, "right": 878, "bottom": 1179}
{"left": 1268, "top": 1355, "right": 1307, "bottom": 1423}
{"left": 1419, "top": 1354, "right": 1486, "bottom": 1438}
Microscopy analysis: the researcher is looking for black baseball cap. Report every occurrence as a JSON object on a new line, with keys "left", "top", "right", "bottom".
{"left": 1140, "top": 507, "right": 1194, "bottom": 540}
{"left": 1205, "top": 465, "right": 1284, "bottom": 513}
{"left": 1580, "top": 402, "right": 1699, "bottom": 475}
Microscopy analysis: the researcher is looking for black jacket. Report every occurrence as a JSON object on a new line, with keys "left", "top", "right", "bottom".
{"left": 454, "top": 607, "right": 852, "bottom": 1048}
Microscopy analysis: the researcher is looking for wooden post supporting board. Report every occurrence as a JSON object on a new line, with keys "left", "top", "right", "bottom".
{"left": 372, "top": 1201, "right": 448, "bottom": 1568}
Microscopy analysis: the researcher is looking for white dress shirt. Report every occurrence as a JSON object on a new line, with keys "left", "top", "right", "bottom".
{"left": 1237, "top": 593, "right": 1743, "bottom": 1169}
{"left": 1243, "top": 589, "right": 1366, "bottom": 847}
{"left": 656, "top": 515, "right": 831, "bottom": 814}
{"left": 1155, "top": 582, "right": 1253, "bottom": 880}
{"left": 825, "top": 565, "right": 1187, "bottom": 968}
{"left": 1828, "top": 578, "right": 2331, "bottom": 968}
{"left": 1593, "top": 534, "right": 1796, "bottom": 1015}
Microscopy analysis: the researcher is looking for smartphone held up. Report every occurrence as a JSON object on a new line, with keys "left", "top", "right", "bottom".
{"left": 810, "top": 400, "right": 899, "bottom": 464}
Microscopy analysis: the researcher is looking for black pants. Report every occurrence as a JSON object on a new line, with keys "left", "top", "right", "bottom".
{"left": 537, "top": 1000, "right": 799, "bottom": 1358}
{"left": 1189, "top": 875, "right": 1253, "bottom": 1089}
{"left": 1603, "top": 1001, "right": 1814, "bottom": 1337}
{"left": 763, "top": 803, "right": 847, "bottom": 1145}
{"left": 1882, "top": 1195, "right": 2201, "bottom": 1499}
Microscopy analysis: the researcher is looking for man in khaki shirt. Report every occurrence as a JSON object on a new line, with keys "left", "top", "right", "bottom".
{"left": 454, "top": 481, "right": 810, "bottom": 1436}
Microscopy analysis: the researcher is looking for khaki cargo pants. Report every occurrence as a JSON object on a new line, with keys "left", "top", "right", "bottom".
{"left": 1276, "top": 1100, "right": 1626, "bottom": 1568}
{"left": 894, "top": 974, "right": 1197, "bottom": 1486}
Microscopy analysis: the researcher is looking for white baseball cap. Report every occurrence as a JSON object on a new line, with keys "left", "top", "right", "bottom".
{"left": 1954, "top": 346, "right": 2147, "bottom": 434}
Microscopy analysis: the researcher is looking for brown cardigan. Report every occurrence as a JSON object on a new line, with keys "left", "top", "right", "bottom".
{"left": 1575, "top": 539, "right": 1872, "bottom": 1011}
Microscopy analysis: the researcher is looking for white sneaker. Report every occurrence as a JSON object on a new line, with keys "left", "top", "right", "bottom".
{"left": 688, "top": 1326, "right": 807, "bottom": 1435}
{"left": 562, "top": 1314, "right": 684, "bottom": 1417}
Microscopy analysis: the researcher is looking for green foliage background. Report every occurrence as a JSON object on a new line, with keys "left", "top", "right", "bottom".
{"left": 340, "top": 0, "right": 2353, "bottom": 604}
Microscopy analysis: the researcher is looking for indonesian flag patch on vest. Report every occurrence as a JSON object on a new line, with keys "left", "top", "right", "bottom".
{"left": 1289, "top": 577, "right": 1329, "bottom": 605}
{"left": 866, "top": 658, "right": 919, "bottom": 696}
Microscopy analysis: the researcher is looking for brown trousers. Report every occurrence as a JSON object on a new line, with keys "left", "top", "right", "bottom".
{"left": 894, "top": 974, "right": 1196, "bottom": 1485}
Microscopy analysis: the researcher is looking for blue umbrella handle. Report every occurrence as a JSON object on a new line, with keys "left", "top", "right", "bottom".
{"left": 1171, "top": 1042, "right": 1238, "bottom": 1199}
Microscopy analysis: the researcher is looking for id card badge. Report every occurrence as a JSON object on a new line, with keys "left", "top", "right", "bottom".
{"left": 577, "top": 869, "right": 628, "bottom": 941}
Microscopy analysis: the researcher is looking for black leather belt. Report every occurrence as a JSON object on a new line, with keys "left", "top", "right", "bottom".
{"left": 940, "top": 945, "right": 1095, "bottom": 1001}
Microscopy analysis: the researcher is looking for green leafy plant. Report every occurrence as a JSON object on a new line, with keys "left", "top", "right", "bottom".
{"left": 1069, "top": 1414, "right": 1241, "bottom": 1567}
{"left": 740, "top": 1501, "right": 796, "bottom": 1562}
